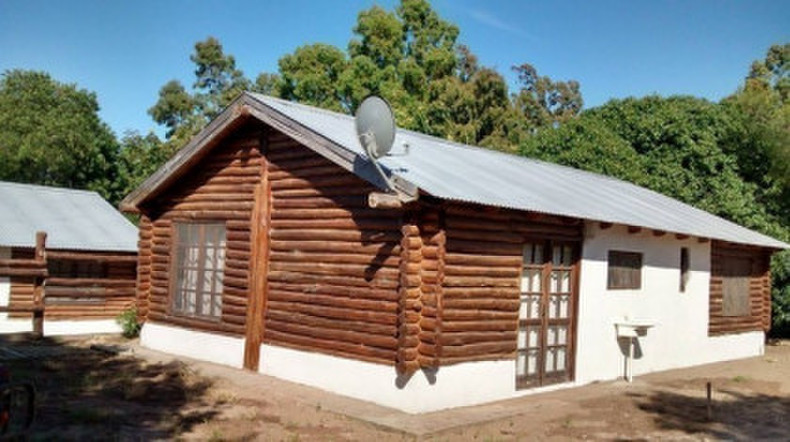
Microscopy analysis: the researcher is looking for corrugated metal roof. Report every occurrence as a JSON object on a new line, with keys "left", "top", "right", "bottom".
{"left": 250, "top": 93, "right": 789, "bottom": 249}
{"left": 0, "top": 181, "right": 138, "bottom": 252}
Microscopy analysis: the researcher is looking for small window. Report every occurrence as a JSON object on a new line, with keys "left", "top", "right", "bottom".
{"left": 172, "top": 222, "right": 226, "bottom": 320}
{"left": 721, "top": 256, "right": 751, "bottom": 317}
{"left": 679, "top": 248, "right": 690, "bottom": 292}
{"left": 607, "top": 250, "right": 642, "bottom": 290}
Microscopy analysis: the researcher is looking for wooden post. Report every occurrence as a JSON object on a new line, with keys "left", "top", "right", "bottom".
{"left": 244, "top": 134, "right": 271, "bottom": 371}
{"left": 32, "top": 231, "right": 47, "bottom": 337}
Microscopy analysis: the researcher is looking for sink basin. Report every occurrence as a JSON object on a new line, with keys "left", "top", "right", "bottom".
{"left": 615, "top": 320, "right": 656, "bottom": 338}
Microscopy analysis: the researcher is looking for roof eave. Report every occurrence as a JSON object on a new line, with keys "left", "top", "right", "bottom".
{"left": 120, "top": 92, "right": 418, "bottom": 212}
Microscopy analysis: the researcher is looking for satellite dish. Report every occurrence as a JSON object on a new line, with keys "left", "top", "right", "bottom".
{"left": 355, "top": 96, "right": 396, "bottom": 159}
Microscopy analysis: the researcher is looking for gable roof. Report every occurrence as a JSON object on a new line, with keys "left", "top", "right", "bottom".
{"left": 122, "top": 92, "right": 789, "bottom": 250}
{"left": 0, "top": 181, "right": 138, "bottom": 252}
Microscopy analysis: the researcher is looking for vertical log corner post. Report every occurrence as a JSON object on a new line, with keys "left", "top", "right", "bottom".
{"left": 396, "top": 206, "right": 447, "bottom": 375}
{"left": 397, "top": 213, "right": 422, "bottom": 374}
{"left": 244, "top": 130, "right": 271, "bottom": 371}
{"left": 33, "top": 231, "right": 47, "bottom": 336}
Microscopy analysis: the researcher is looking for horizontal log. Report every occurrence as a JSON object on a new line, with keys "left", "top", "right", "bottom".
{"left": 0, "top": 267, "right": 47, "bottom": 278}
{"left": 440, "top": 341, "right": 516, "bottom": 358}
{"left": 269, "top": 261, "right": 399, "bottom": 280}
{"left": 442, "top": 320, "right": 516, "bottom": 332}
{"left": 271, "top": 208, "right": 400, "bottom": 221}
{"left": 270, "top": 251, "right": 400, "bottom": 268}
{"left": 444, "top": 264, "right": 520, "bottom": 278}
{"left": 270, "top": 175, "right": 363, "bottom": 191}
{"left": 443, "top": 287, "right": 518, "bottom": 298}
{"left": 267, "top": 154, "right": 333, "bottom": 172}
{"left": 446, "top": 239, "right": 521, "bottom": 257}
{"left": 46, "top": 252, "right": 137, "bottom": 262}
{"left": 268, "top": 281, "right": 399, "bottom": 302}
{"left": 446, "top": 228, "right": 525, "bottom": 244}
{"left": 46, "top": 277, "right": 134, "bottom": 288}
{"left": 190, "top": 184, "right": 258, "bottom": 195}
{"left": 268, "top": 289, "right": 398, "bottom": 313}
{"left": 270, "top": 229, "right": 400, "bottom": 243}
{"left": 444, "top": 276, "right": 519, "bottom": 288}
{"left": 266, "top": 300, "right": 397, "bottom": 326}
{"left": 443, "top": 309, "right": 518, "bottom": 321}
{"left": 442, "top": 298, "right": 519, "bottom": 311}
{"left": 264, "top": 330, "right": 394, "bottom": 365}
{"left": 273, "top": 186, "right": 373, "bottom": 199}
{"left": 146, "top": 315, "right": 244, "bottom": 336}
{"left": 267, "top": 309, "right": 395, "bottom": 337}
{"left": 269, "top": 164, "right": 348, "bottom": 181}
{"left": 0, "top": 305, "right": 44, "bottom": 313}
{"left": 271, "top": 218, "right": 401, "bottom": 231}
{"left": 440, "top": 331, "right": 517, "bottom": 346}
{"left": 270, "top": 240, "right": 401, "bottom": 255}
{"left": 0, "top": 259, "right": 45, "bottom": 268}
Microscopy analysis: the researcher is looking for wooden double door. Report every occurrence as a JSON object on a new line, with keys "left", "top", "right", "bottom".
{"left": 516, "top": 240, "right": 579, "bottom": 389}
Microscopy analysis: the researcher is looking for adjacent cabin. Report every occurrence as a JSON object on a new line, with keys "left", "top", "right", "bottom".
{"left": 0, "top": 181, "right": 138, "bottom": 335}
{"left": 120, "top": 93, "right": 788, "bottom": 413}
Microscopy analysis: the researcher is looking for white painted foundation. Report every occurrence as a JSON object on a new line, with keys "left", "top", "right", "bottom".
{"left": 140, "top": 322, "right": 245, "bottom": 369}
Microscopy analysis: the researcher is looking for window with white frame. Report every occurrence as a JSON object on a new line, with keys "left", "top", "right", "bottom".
{"left": 172, "top": 222, "right": 226, "bottom": 320}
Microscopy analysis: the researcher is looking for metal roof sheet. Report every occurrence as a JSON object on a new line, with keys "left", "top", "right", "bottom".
{"left": 0, "top": 181, "right": 138, "bottom": 252}
{"left": 249, "top": 93, "right": 788, "bottom": 249}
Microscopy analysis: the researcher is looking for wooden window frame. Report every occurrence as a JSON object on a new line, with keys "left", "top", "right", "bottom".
{"left": 607, "top": 250, "right": 642, "bottom": 290}
{"left": 721, "top": 255, "right": 752, "bottom": 317}
{"left": 679, "top": 247, "right": 690, "bottom": 292}
{"left": 170, "top": 221, "right": 226, "bottom": 321}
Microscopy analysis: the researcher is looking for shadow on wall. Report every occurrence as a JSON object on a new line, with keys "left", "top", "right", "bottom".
{"left": 0, "top": 334, "right": 217, "bottom": 439}
{"left": 630, "top": 386, "right": 790, "bottom": 440}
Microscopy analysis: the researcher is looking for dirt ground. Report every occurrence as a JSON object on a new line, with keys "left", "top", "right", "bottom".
{"left": 0, "top": 335, "right": 788, "bottom": 441}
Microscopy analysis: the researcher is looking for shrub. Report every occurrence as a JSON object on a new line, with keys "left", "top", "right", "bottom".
{"left": 116, "top": 306, "right": 141, "bottom": 338}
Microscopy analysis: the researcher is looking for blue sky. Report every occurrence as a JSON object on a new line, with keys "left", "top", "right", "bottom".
{"left": 1, "top": 0, "right": 788, "bottom": 138}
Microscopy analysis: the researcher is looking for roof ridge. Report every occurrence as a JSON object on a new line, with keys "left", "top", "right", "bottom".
{"left": 249, "top": 93, "right": 641, "bottom": 189}
{"left": 0, "top": 180, "right": 100, "bottom": 196}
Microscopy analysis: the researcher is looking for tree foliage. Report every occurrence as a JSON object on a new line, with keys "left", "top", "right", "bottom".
{"left": 0, "top": 70, "right": 120, "bottom": 201}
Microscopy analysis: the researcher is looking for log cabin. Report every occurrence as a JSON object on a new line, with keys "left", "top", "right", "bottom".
{"left": 0, "top": 181, "right": 138, "bottom": 335}
{"left": 120, "top": 93, "right": 788, "bottom": 413}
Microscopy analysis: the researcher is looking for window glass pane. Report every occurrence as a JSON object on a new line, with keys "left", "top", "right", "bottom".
{"left": 516, "top": 353, "right": 526, "bottom": 376}
{"left": 607, "top": 250, "right": 643, "bottom": 290}
{"left": 563, "top": 246, "right": 573, "bottom": 266}
{"left": 172, "top": 222, "right": 226, "bottom": 320}
{"left": 528, "top": 349, "right": 538, "bottom": 375}
{"left": 557, "top": 348, "right": 566, "bottom": 371}
{"left": 517, "top": 329, "right": 527, "bottom": 349}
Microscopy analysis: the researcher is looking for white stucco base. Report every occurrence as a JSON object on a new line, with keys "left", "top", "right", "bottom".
{"left": 575, "top": 223, "right": 765, "bottom": 384}
{"left": 0, "top": 318, "right": 123, "bottom": 335}
{"left": 140, "top": 322, "right": 245, "bottom": 369}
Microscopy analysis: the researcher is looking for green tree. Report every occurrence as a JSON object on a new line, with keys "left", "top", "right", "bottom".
{"left": 116, "top": 131, "right": 173, "bottom": 200}
{"left": 149, "top": 37, "right": 250, "bottom": 146}
{"left": 0, "top": 69, "right": 120, "bottom": 202}
{"left": 512, "top": 63, "right": 583, "bottom": 129}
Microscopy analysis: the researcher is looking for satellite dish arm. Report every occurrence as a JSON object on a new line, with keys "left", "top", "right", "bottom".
{"left": 359, "top": 131, "right": 417, "bottom": 206}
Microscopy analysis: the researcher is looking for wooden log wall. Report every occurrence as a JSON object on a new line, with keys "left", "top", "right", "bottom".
{"left": 43, "top": 253, "right": 137, "bottom": 320}
{"left": 709, "top": 240, "right": 772, "bottom": 336}
{"left": 440, "top": 205, "right": 582, "bottom": 366}
{"left": 7, "top": 248, "right": 37, "bottom": 319}
{"left": 263, "top": 130, "right": 403, "bottom": 365}
{"left": 140, "top": 122, "right": 264, "bottom": 336}
{"left": 136, "top": 215, "right": 153, "bottom": 321}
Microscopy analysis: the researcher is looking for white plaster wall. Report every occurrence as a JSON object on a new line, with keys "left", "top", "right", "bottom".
{"left": 44, "top": 319, "right": 122, "bottom": 336}
{"left": 140, "top": 322, "right": 245, "bottom": 369}
{"left": 575, "top": 223, "right": 765, "bottom": 384}
{"left": 259, "top": 344, "right": 575, "bottom": 413}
